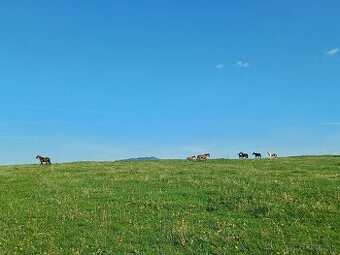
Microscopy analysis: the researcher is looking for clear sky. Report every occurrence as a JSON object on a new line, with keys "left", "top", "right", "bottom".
{"left": 0, "top": 0, "right": 339, "bottom": 164}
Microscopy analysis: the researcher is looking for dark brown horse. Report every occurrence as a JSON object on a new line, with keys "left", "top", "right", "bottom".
{"left": 36, "top": 155, "right": 51, "bottom": 164}
{"left": 252, "top": 152, "right": 262, "bottom": 158}
{"left": 197, "top": 153, "right": 210, "bottom": 160}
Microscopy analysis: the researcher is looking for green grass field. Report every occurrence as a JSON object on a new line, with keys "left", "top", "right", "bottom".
{"left": 0, "top": 157, "right": 339, "bottom": 254}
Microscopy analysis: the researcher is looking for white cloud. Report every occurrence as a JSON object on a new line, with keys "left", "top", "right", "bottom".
{"left": 216, "top": 64, "right": 224, "bottom": 69}
{"left": 326, "top": 48, "right": 339, "bottom": 56}
{"left": 235, "top": 61, "right": 249, "bottom": 68}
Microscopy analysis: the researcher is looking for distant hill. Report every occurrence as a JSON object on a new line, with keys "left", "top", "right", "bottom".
{"left": 116, "top": 156, "right": 159, "bottom": 162}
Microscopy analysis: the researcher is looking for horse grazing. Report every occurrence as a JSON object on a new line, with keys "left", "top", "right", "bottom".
{"left": 36, "top": 155, "right": 51, "bottom": 164}
{"left": 267, "top": 152, "right": 278, "bottom": 159}
{"left": 187, "top": 155, "right": 196, "bottom": 161}
{"left": 238, "top": 152, "right": 248, "bottom": 159}
{"left": 197, "top": 153, "right": 210, "bottom": 160}
{"left": 252, "top": 152, "right": 262, "bottom": 158}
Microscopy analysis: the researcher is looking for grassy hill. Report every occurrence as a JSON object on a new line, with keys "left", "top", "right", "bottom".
{"left": 0, "top": 157, "right": 339, "bottom": 254}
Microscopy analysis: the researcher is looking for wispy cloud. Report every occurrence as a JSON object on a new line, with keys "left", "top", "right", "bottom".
{"left": 0, "top": 134, "right": 40, "bottom": 141}
{"left": 234, "top": 61, "right": 249, "bottom": 68}
{"left": 0, "top": 104, "right": 111, "bottom": 115}
{"left": 216, "top": 64, "right": 224, "bottom": 69}
{"left": 323, "top": 122, "right": 340, "bottom": 125}
{"left": 326, "top": 48, "right": 339, "bottom": 56}
{"left": 0, "top": 122, "right": 8, "bottom": 128}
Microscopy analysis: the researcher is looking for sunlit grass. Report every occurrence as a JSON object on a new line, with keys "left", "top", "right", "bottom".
{"left": 0, "top": 157, "right": 339, "bottom": 254}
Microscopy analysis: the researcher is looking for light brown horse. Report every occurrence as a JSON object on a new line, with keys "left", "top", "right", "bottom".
{"left": 36, "top": 155, "right": 51, "bottom": 164}
{"left": 187, "top": 155, "right": 196, "bottom": 161}
{"left": 197, "top": 153, "right": 210, "bottom": 160}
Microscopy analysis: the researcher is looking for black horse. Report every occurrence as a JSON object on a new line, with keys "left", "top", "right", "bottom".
{"left": 36, "top": 155, "right": 51, "bottom": 164}
{"left": 252, "top": 152, "right": 262, "bottom": 158}
{"left": 238, "top": 152, "right": 248, "bottom": 159}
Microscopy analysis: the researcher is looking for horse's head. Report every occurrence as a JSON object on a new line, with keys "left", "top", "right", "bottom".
{"left": 36, "top": 155, "right": 40, "bottom": 159}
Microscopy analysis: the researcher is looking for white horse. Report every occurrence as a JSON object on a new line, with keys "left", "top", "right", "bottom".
{"left": 267, "top": 151, "right": 278, "bottom": 159}
{"left": 186, "top": 155, "right": 196, "bottom": 161}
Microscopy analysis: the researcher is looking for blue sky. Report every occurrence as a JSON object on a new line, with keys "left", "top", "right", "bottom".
{"left": 0, "top": 0, "right": 339, "bottom": 164}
